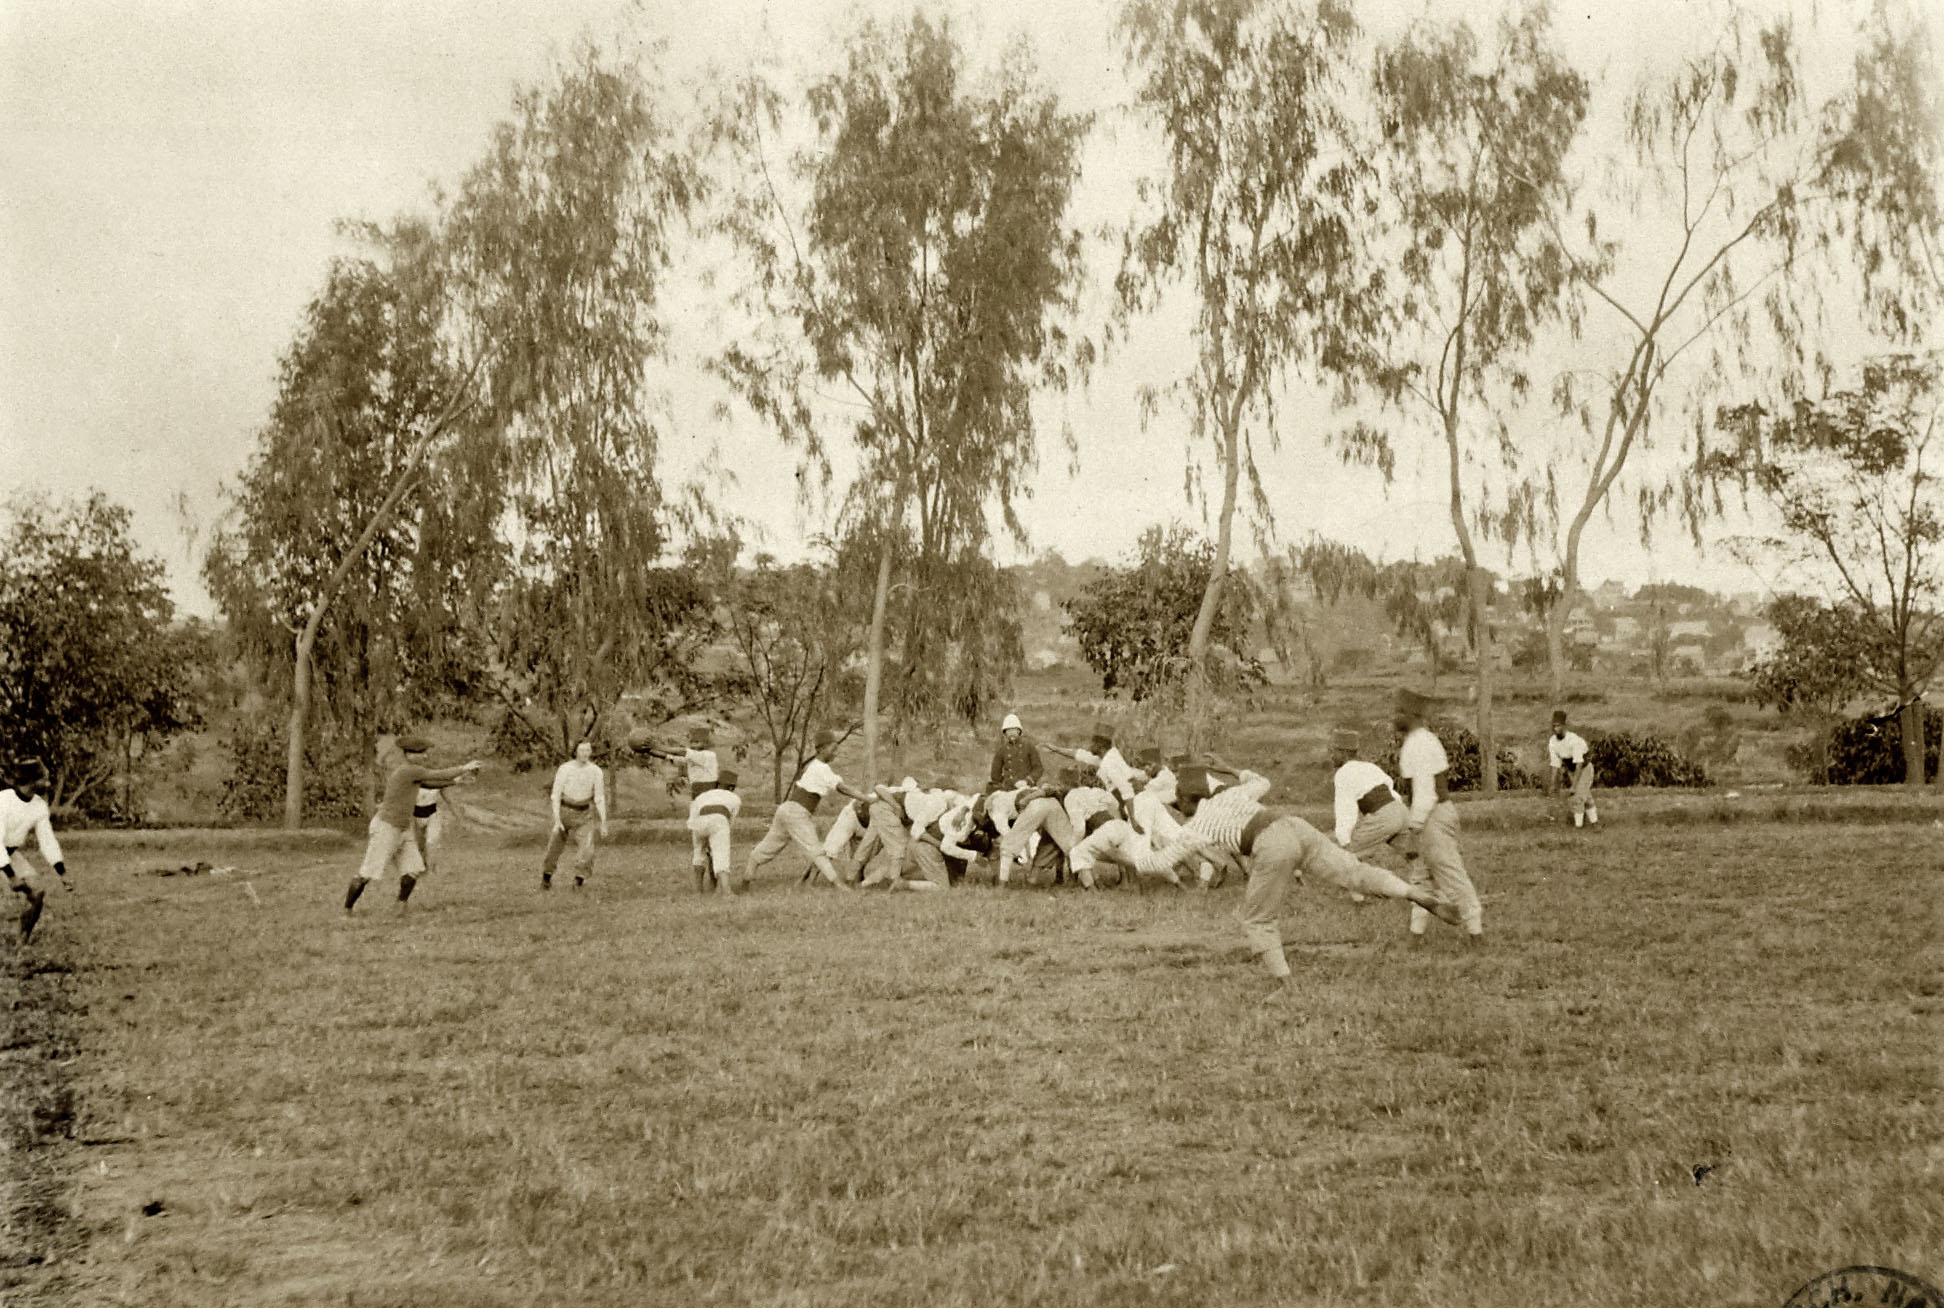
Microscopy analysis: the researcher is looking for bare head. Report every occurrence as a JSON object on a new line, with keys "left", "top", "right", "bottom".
{"left": 575, "top": 740, "right": 594, "bottom": 763}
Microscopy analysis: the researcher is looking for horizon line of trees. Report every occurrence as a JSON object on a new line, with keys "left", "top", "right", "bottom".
{"left": 8, "top": 0, "right": 1942, "bottom": 814}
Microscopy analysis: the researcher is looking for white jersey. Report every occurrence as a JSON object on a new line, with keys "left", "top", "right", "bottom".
{"left": 1075, "top": 746, "right": 1139, "bottom": 800}
{"left": 1398, "top": 727, "right": 1449, "bottom": 822}
{"left": 1548, "top": 731, "right": 1590, "bottom": 770}
{"left": 688, "top": 787, "right": 742, "bottom": 820}
{"left": 794, "top": 758, "right": 842, "bottom": 799}
{"left": 0, "top": 791, "right": 61, "bottom": 864}
{"left": 1331, "top": 760, "right": 1400, "bottom": 845}
{"left": 682, "top": 747, "right": 720, "bottom": 787}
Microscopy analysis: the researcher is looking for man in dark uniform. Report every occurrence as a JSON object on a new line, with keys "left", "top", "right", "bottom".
{"left": 989, "top": 713, "right": 1044, "bottom": 790}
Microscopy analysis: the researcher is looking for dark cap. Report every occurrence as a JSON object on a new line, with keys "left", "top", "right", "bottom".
{"left": 1394, "top": 688, "right": 1434, "bottom": 717}
{"left": 397, "top": 734, "right": 433, "bottom": 754}
{"left": 1089, "top": 729, "right": 1113, "bottom": 752}
{"left": 1329, "top": 727, "right": 1361, "bottom": 753}
{"left": 716, "top": 766, "right": 739, "bottom": 787}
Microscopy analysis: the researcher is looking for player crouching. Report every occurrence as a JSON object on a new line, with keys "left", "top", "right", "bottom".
{"left": 2, "top": 762, "right": 70, "bottom": 944}
{"left": 686, "top": 768, "right": 741, "bottom": 894}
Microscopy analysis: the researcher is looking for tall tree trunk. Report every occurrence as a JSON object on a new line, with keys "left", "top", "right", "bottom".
{"left": 1444, "top": 409, "right": 1497, "bottom": 795}
{"left": 862, "top": 541, "right": 894, "bottom": 785}
{"left": 1543, "top": 603, "right": 1568, "bottom": 705}
{"left": 1187, "top": 421, "right": 1242, "bottom": 664}
{"left": 1466, "top": 562, "right": 1499, "bottom": 795}
{"left": 1900, "top": 691, "right": 1925, "bottom": 788}
{"left": 278, "top": 379, "right": 474, "bottom": 828}
{"left": 284, "top": 620, "right": 321, "bottom": 830}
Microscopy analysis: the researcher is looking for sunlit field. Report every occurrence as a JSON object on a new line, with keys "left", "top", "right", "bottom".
{"left": 5, "top": 814, "right": 1940, "bottom": 1307}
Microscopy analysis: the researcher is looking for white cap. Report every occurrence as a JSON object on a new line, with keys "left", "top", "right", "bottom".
{"left": 1002, "top": 713, "right": 1022, "bottom": 732}
{"left": 899, "top": 776, "right": 919, "bottom": 791}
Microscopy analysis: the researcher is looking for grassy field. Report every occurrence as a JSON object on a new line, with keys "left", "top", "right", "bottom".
{"left": 4, "top": 809, "right": 1940, "bottom": 1308}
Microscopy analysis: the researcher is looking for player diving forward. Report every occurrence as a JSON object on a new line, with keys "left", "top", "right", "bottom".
{"left": 1135, "top": 765, "right": 1458, "bottom": 998}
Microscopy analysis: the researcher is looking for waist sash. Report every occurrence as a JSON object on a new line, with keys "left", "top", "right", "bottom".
{"left": 695, "top": 803, "right": 735, "bottom": 821}
{"left": 1356, "top": 785, "right": 1395, "bottom": 815}
{"left": 1236, "top": 810, "right": 1277, "bottom": 857}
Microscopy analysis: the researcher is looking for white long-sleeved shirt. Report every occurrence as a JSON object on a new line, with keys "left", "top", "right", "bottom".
{"left": 1331, "top": 759, "right": 1401, "bottom": 846}
{"left": 1398, "top": 728, "right": 1449, "bottom": 826}
{"left": 1547, "top": 731, "right": 1589, "bottom": 771}
{"left": 985, "top": 784, "right": 1026, "bottom": 836}
{"left": 551, "top": 760, "right": 607, "bottom": 823}
{"left": 1063, "top": 785, "right": 1119, "bottom": 834}
{"left": 1075, "top": 746, "right": 1139, "bottom": 800}
{"left": 902, "top": 788, "right": 952, "bottom": 836}
{"left": 938, "top": 803, "right": 980, "bottom": 860}
{"left": 1131, "top": 788, "right": 1183, "bottom": 843}
{"left": 1135, "top": 772, "right": 1273, "bottom": 873}
{"left": 682, "top": 747, "right": 720, "bottom": 788}
{"left": 0, "top": 791, "right": 61, "bottom": 864}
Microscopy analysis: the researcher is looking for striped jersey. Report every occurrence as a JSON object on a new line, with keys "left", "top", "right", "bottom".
{"left": 1135, "top": 773, "right": 1272, "bottom": 873}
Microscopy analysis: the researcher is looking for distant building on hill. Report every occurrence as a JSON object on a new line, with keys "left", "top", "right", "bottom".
{"left": 1592, "top": 579, "right": 1629, "bottom": 607}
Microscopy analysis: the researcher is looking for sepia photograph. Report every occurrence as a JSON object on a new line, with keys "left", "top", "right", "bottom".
{"left": 2, "top": 0, "right": 1939, "bottom": 1303}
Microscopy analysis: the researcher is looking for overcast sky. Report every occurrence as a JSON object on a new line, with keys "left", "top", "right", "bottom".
{"left": 1, "top": 0, "right": 1880, "bottom": 616}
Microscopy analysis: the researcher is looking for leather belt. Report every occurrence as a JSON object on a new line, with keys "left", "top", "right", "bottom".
{"left": 1237, "top": 810, "right": 1277, "bottom": 856}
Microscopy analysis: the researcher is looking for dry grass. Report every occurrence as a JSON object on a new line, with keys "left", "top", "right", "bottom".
{"left": 5, "top": 816, "right": 1940, "bottom": 1307}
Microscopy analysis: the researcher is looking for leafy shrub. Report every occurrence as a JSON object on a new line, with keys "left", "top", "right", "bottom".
{"left": 1584, "top": 729, "right": 1710, "bottom": 788}
{"left": 1818, "top": 705, "right": 1941, "bottom": 785}
{"left": 221, "top": 719, "right": 368, "bottom": 821}
{"left": 1677, "top": 706, "right": 1742, "bottom": 771}
{"left": 1375, "top": 720, "right": 1538, "bottom": 793}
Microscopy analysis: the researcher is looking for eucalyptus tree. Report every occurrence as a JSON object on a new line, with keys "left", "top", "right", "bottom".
{"left": 204, "top": 222, "right": 494, "bottom": 827}
{"left": 1330, "top": 5, "right": 1589, "bottom": 792}
{"left": 1821, "top": 0, "right": 1943, "bottom": 336}
{"left": 709, "top": 16, "right": 1088, "bottom": 779}
{"left": 439, "top": 40, "right": 709, "bottom": 756}
{"left": 1117, "top": 0, "right": 1368, "bottom": 676}
{"left": 1524, "top": 10, "right": 1872, "bottom": 701}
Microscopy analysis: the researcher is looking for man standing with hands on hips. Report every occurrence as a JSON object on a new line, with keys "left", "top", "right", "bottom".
{"left": 1394, "top": 689, "right": 1484, "bottom": 945}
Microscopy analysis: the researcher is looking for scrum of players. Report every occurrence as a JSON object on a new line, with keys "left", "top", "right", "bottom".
{"left": 12, "top": 687, "right": 1520, "bottom": 992}
{"left": 627, "top": 687, "right": 1490, "bottom": 991}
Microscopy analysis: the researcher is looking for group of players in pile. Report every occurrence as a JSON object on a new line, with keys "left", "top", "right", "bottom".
{"left": 622, "top": 687, "right": 1604, "bottom": 988}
